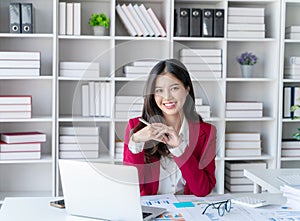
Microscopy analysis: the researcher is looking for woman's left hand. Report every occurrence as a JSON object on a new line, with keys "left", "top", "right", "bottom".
{"left": 151, "top": 123, "right": 181, "bottom": 148}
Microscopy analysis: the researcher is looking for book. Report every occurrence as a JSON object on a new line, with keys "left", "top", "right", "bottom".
{"left": 88, "top": 81, "right": 95, "bottom": 116}
{"left": 21, "top": 3, "right": 33, "bottom": 33}
{"left": 202, "top": 9, "right": 213, "bottom": 37}
{"left": 0, "top": 112, "right": 31, "bottom": 119}
{"left": 286, "top": 33, "right": 300, "bottom": 39}
{"left": 9, "top": 3, "right": 21, "bottom": 33}
{"left": 116, "top": 4, "right": 138, "bottom": 37}
{"left": 59, "top": 135, "right": 99, "bottom": 144}
{"left": 282, "top": 139, "right": 300, "bottom": 148}
{"left": 225, "top": 133, "right": 261, "bottom": 141}
{"left": 121, "top": 4, "right": 143, "bottom": 37}
{"left": 147, "top": 8, "right": 167, "bottom": 37}
{"left": 127, "top": 4, "right": 149, "bottom": 37}
{"left": 0, "top": 68, "right": 40, "bottom": 76}
{"left": 0, "top": 151, "right": 41, "bottom": 160}
{"left": 226, "top": 110, "right": 263, "bottom": 118}
{"left": 59, "top": 151, "right": 98, "bottom": 159}
{"left": 0, "top": 104, "right": 31, "bottom": 112}
{"left": 59, "top": 143, "right": 98, "bottom": 151}
{"left": 225, "top": 140, "right": 261, "bottom": 149}
{"left": 185, "top": 63, "right": 222, "bottom": 71}
{"left": 190, "top": 8, "right": 201, "bottom": 37}
{"left": 228, "top": 15, "right": 264, "bottom": 24}
{"left": 59, "top": 127, "right": 99, "bottom": 136}
{"left": 0, "top": 95, "right": 31, "bottom": 105}
{"left": 60, "top": 62, "right": 100, "bottom": 71}
{"left": 281, "top": 149, "right": 300, "bottom": 157}
{"left": 225, "top": 169, "right": 244, "bottom": 178}
{"left": 1, "top": 132, "right": 46, "bottom": 144}
{"left": 227, "top": 31, "right": 265, "bottom": 39}
{"left": 228, "top": 7, "right": 265, "bottom": 16}
{"left": 139, "top": 4, "right": 161, "bottom": 37}
{"left": 226, "top": 101, "right": 263, "bottom": 110}
{"left": 227, "top": 24, "right": 265, "bottom": 31}
{"left": 180, "top": 49, "right": 222, "bottom": 57}
{"left": 225, "top": 148, "right": 261, "bottom": 157}
{"left": 73, "top": 3, "right": 81, "bottom": 35}
{"left": 59, "top": 70, "right": 99, "bottom": 78}
{"left": 225, "top": 176, "right": 253, "bottom": 185}
{"left": 0, "top": 142, "right": 41, "bottom": 152}
{"left": 175, "top": 8, "right": 190, "bottom": 37}
{"left": 132, "top": 60, "right": 158, "bottom": 67}
{"left": 0, "top": 60, "right": 40, "bottom": 68}
{"left": 195, "top": 105, "right": 211, "bottom": 112}
{"left": 115, "top": 96, "right": 144, "bottom": 104}
{"left": 133, "top": 4, "right": 155, "bottom": 37}
{"left": 124, "top": 66, "right": 153, "bottom": 74}
{"left": 180, "top": 56, "right": 222, "bottom": 64}
{"left": 189, "top": 71, "right": 222, "bottom": 79}
{"left": 94, "top": 82, "right": 100, "bottom": 117}
{"left": 59, "top": 2, "right": 66, "bottom": 35}
{"left": 81, "top": 84, "right": 89, "bottom": 117}
{"left": 66, "top": 3, "right": 73, "bottom": 35}
{"left": 100, "top": 82, "right": 106, "bottom": 116}
{"left": 0, "top": 51, "right": 40, "bottom": 60}
{"left": 225, "top": 183, "right": 253, "bottom": 192}
{"left": 225, "top": 161, "right": 267, "bottom": 170}
{"left": 286, "top": 26, "right": 300, "bottom": 33}
{"left": 105, "top": 82, "right": 111, "bottom": 117}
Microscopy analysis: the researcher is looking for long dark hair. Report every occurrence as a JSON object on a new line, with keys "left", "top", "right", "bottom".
{"left": 132, "top": 59, "right": 203, "bottom": 163}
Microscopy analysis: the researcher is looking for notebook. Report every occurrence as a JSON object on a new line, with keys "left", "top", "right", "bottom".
{"left": 58, "top": 159, "right": 166, "bottom": 221}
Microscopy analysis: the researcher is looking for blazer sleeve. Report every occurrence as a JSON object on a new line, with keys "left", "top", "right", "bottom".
{"left": 173, "top": 123, "right": 216, "bottom": 197}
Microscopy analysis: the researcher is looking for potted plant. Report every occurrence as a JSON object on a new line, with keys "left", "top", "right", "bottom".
{"left": 236, "top": 52, "right": 257, "bottom": 78}
{"left": 291, "top": 97, "right": 300, "bottom": 140}
{"left": 88, "top": 13, "right": 110, "bottom": 36}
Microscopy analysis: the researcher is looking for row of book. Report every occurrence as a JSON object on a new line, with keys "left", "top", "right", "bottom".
{"left": 281, "top": 139, "right": 300, "bottom": 157}
{"left": 116, "top": 4, "right": 166, "bottom": 37}
{"left": 226, "top": 101, "right": 263, "bottom": 118}
{"left": 0, "top": 131, "right": 46, "bottom": 160}
{"left": 284, "top": 56, "right": 300, "bottom": 79}
{"left": 0, "top": 51, "right": 40, "bottom": 77}
{"left": 9, "top": 3, "right": 33, "bottom": 33}
{"left": 227, "top": 7, "right": 265, "bottom": 39}
{"left": 81, "top": 82, "right": 111, "bottom": 117}
{"left": 179, "top": 48, "right": 222, "bottom": 79}
{"left": 174, "top": 8, "right": 224, "bottom": 38}
{"left": 285, "top": 26, "right": 300, "bottom": 40}
{"left": 123, "top": 59, "right": 158, "bottom": 78}
{"left": 60, "top": 61, "right": 100, "bottom": 78}
{"left": 59, "top": 126, "right": 99, "bottom": 159}
{"left": 225, "top": 161, "right": 267, "bottom": 192}
{"left": 59, "top": 2, "right": 81, "bottom": 35}
{"left": 194, "top": 98, "right": 211, "bottom": 119}
{"left": 115, "top": 140, "right": 124, "bottom": 160}
{"left": 283, "top": 86, "right": 300, "bottom": 118}
{"left": 0, "top": 95, "right": 32, "bottom": 119}
{"left": 225, "top": 133, "right": 262, "bottom": 157}
{"left": 115, "top": 96, "right": 144, "bottom": 119}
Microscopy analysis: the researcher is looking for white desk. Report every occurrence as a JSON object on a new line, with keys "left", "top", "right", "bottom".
{"left": 0, "top": 194, "right": 287, "bottom": 221}
{"left": 244, "top": 168, "right": 300, "bottom": 194}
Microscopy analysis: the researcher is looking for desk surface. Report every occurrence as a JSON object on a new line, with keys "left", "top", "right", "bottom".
{"left": 244, "top": 168, "right": 300, "bottom": 193}
{"left": 0, "top": 194, "right": 287, "bottom": 221}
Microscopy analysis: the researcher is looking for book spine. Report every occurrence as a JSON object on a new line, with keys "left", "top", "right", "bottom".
{"left": 0, "top": 68, "right": 40, "bottom": 76}
{"left": 133, "top": 4, "right": 155, "bottom": 36}
{"left": 73, "top": 3, "right": 81, "bottom": 35}
{"left": 0, "top": 60, "right": 40, "bottom": 68}
{"left": 228, "top": 7, "right": 265, "bottom": 16}
{"left": 121, "top": 4, "right": 143, "bottom": 36}
{"left": 116, "top": 4, "right": 138, "bottom": 37}
{"left": 59, "top": 2, "right": 66, "bottom": 35}
{"left": 127, "top": 3, "right": 149, "bottom": 36}
{"left": 95, "top": 82, "right": 100, "bottom": 117}
{"left": 66, "top": 3, "right": 73, "bottom": 35}
{"left": 60, "top": 62, "right": 100, "bottom": 70}
{"left": 147, "top": 8, "right": 167, "bottom": 37}
{"left": 228, "top": 15, "right": 264, "bottom": 24}
{"left": 81, "top": 84, "right": 89, "bottom": 117}
{"left": 139, "top": 4, "right": 161, "bottom": 37}
{"left": 0, "top": 51, "right": 40, "bottom": 60}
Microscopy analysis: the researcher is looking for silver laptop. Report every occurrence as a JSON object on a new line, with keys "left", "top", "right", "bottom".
{"left": 58, "top": 159, "right": 166, "bottom": 221}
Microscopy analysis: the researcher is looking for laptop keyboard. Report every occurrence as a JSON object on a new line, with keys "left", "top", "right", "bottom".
{"left": 143, "top": 212, "right": 152, "bottom": 218}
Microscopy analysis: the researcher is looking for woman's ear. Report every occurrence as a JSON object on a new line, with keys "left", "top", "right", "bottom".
{"left": 186, "top": 86, "right": 190, "bottom": 95}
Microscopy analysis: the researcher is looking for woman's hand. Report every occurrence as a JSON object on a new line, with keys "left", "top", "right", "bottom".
{"left": 132, "top": 124, "right": 167, "bottom": 144}
{"left": 151, "top": 123, "right": 182, "bottom": 148}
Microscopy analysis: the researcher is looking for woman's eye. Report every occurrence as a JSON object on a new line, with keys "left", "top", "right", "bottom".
{"left": 171, "top": 86, "right": 179, "bottom": 91}
{"left": 155, "top": 88, "right": 163, "bottom": 94}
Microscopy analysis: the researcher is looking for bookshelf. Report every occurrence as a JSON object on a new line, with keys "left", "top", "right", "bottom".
{"left": 0, "top": 0, "right": 288, "bottom": 201}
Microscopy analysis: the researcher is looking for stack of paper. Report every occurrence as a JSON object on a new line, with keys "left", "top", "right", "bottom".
{"left": 280, "top": 184, "right": 300, "bottom": 208}
{"left": 0, "top": 51, "right": 40, "bottom": 76}
{"left": 225, "top": 161, "right": 266, "bottom": 192}
{"left": 123, "top": 59, "right": 158, "bottom": 78}
{"left": 227, "top": 7, "right": 265, "bottom": 39}
{"left": 225, "top": 133, "right": 262, "bottom": 157}
{"left": 226, "top": 101, "right": 263, "bottom": 118}
{"left": 59, "top": 126, "right": 99, "bottom": 159}
{"left": 281, "top": 139, "right": 300, "bottom": 157}
{"left": 60, "top": 61, "right": 100, "bottom": 78}
{"left": 179, "top": 49, "right": 222, "bottom": 79}
{"left": 285, "top": 26, "right": 300, "bottom": 40}
{"left": 0, "top": 131, "right": 46, "bottom": 160}
{"left": 115, "top": 96, "right": 144, "bottom": 119}
{"left": 0, "top": 95, "right": 32, "bottom": 119}
{"left": 284, "top": 56, "right": 300, "bottom": 79}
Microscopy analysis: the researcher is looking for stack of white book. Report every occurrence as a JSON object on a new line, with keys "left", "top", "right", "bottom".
{"left": 226, "top": 101, "right": 263, "bottom": 118}
{"left": 179, "top": 49, "right": 222, "bottom": 79}
{"left": 115, "top": 96, "right": 144, "bottom": 119}
{"left": 225, "top": 133, "right": 262, "bottom": 157}
{"left": 123, "top": 59, "right": 158, "bottom": 78}
{"left": 280, "top": 184, "right": 300, "bottom": 207}
{"left": 285, "top": 26, "right": 300, "bottom": 40}
{"left": 0, "top": 132, "right": 46, "bottom": 160}
{"left": 0, "top": 51, "right": 40, "bottom": 76}
{"left": 0, "top": 95, "right": 32, "bottom": 119}
{"left": 81, "top": 82, "right": 111, "bottom": 117}
{"left": 59, "top": 2, "right": 81, "bottom": 35}
{"left": 60, "top": 61, "right": 100, "bottom": 78}
{"left": 194, "top": 98, "right": 211, "bottom": 118}
{"left": 115, "top": 140, "right": 124, "bottom": 160}
{"left": 59, "top": 126, "right": 99, "bottom": 159}
{"left": 225, "top": 161, "right": 266, "bottom": 192}
{"left": 227, "top": 7, "right": 265, "bottom": 39}
{"left": 116, "top": 3, "right": 166, "bottom": 37}
{"left": 284, "top": 56, "right": 300, "bottom": 79}
{"left": 281, "top": 139, "right": 300, "bottom": 157}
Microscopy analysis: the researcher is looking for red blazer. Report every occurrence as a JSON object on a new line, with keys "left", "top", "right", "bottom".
{"left": 123, "top": 117, "right": 216, "bottom": 197}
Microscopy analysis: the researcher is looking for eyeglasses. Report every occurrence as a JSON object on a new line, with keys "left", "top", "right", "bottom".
{"left": 202, "top": 199, "right": 232, "bottom": 217}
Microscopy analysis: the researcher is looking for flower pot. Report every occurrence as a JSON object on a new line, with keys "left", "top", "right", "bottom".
{"left": 93, "top": 26, "right": 106, "bottom": 36}
{"left": 241, "top": 65, "right": 254, "bottom": 78}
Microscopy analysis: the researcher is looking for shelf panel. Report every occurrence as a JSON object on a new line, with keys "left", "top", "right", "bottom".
{"left": 0, "top": 117, "right": 53, "bottom": 123}
{"left": 282, "top": 118, "right": 300, "bottom": 123}
{"left": 58, "top": 77, "right": 112, "bottom": 81}
{"left": 115, "top": 36, "right": 168, "bottom": 41}
{"left": 114, "top": 77, "right": 147, "bottom": 81}
{"left": 224, "top": 154, "right": 273, "bottom": 161}
{"left": 0, "top": 33, "right": 53, "bottom": 38}
{"left": 0, "top": 155, "right": 52, "bottom": 164}
{"left": 227, "top": 38, "right": 276, "bottom": 42}
{"left": 281, "top": 157, "right": 300, "bottom": 161}
{"left": 58, "top": 35, "right": 112, "bottom": 40}
{"left": 0, "top": 76, "right": 53, "bottom": 80}
{"left": 58, "top": 116, "right": 113, "bottom": 122}
{"left": 225, "top": 117, "right": 275, "bottom": 121}
{"left": 283, "top": 79, "right": 300, "bottom": 83}
{"left": 226, "top": 78, "right": 275, "bottom": 82}
{"left": 173, "top": 37, "right": 224, "bottom": 42}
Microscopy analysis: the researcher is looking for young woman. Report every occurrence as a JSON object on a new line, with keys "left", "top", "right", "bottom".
{"left": 123, "top": 59, "right": 216, "bottom": 197}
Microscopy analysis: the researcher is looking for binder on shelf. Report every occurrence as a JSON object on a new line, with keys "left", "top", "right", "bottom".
{"left": 116, "top": 4, "right": 138, "bottom": 37}
{"left": 175, "top": 8, "right": 190, "bottom": 37}
{"left": 202, "top": 9, "right": 214, "bottom": 37}
{"left": 9, "top": 3, "right": 21, "bottom": 33}
{"left": 59, "top": 2, "right": 66, "bottom": 35}
{"left": 73, "top": 3, "right": 81, "bottom": 36}
{"left": 21, "top": 3, "right": 33, "bottom": 33}
{"left": 214, "top": 9, "right": 224, "bottom": 37}
{"left": 66, "top": 3, "right": 73, "bottom": 35}
{"left": 190, "top": 8, "right": 201, "bottom": 37}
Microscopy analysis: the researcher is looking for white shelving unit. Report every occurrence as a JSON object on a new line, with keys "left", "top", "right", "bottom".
{"left": 0, "top": 0, "right": 288, "bottom": 200}
{"left": 278, "top": 0, "right": 300, "bottom": 168}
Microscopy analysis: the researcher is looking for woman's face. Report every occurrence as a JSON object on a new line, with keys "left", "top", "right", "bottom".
{"left": 154, "top": 72, "right": 189, "bottom": 117}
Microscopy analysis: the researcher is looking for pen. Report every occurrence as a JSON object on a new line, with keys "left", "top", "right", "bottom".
{"left": 139, "top": 118, "right": 150, "bottom": 126}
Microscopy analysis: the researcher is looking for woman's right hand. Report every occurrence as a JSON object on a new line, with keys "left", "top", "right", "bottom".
{"left": 132, "top": 124, "right": 167, "bottom": 144}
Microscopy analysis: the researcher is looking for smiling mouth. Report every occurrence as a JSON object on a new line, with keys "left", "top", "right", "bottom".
{"left": 163, "top": 102, "right": 176, "bottom": 109}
